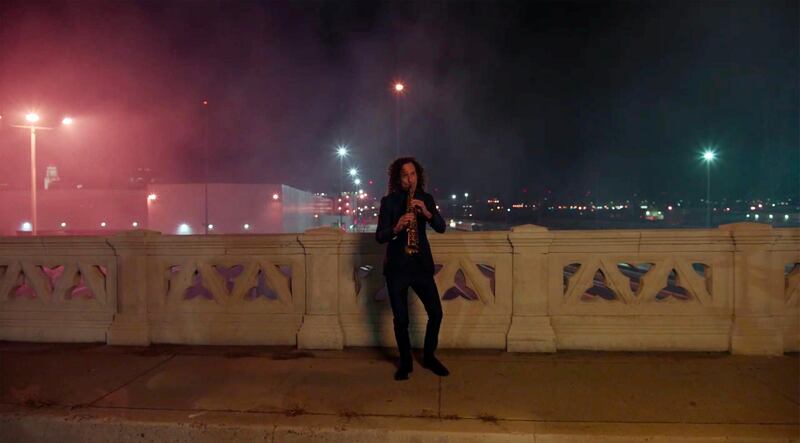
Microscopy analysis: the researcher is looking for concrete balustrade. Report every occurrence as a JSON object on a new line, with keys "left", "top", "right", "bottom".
{"left": 0, "top": 223, "right": 797, "bottom": 355}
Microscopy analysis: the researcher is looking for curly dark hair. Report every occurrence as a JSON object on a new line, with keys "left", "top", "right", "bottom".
{"left": 387, "top": 157, "right": 426, "bottom": 194}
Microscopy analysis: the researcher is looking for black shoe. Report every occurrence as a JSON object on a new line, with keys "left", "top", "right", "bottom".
{"left": 394, "top": 359, "right": 413, "bottom": 381}
{"left": 422, "top": 356, "right": 450, "bottom": 377}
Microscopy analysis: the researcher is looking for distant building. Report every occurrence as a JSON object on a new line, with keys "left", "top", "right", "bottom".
{"left": 0, "top": 183, "right": 334, "bottom": 235}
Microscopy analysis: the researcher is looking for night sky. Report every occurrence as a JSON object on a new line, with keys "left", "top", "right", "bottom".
{"left": 0, "top": 0, "right": 797, "bottom": 203}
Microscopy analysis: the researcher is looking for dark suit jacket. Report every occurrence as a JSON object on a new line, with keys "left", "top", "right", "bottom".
{"left": 375, "top": 190, "right": 447, "bottom": 276}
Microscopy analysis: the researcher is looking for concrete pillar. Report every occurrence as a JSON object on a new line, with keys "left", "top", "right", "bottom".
{"left": 506, "top": 224, "right": 556, "bottom": 352}
{"left": 106, "top": 230, "right": 160, "bottom": 345}
{"left": 297, "top": 227, "right": 344, "bottom": 349}
{"left": 722, "top": 223, "right": 785, "bottom": 355}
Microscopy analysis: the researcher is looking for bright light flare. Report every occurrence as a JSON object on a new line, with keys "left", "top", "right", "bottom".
{"left": 21, "top": 222, "right": 32, "bottom": 232}
{"left": 25, "top": 113, "right": 40, "bottom": 123}
{"left": 147, "top": 193, "right": 158, "bottom": 202}
{"left": 272, "top": 193, "right": 279, "bottom": 200}
{"left": 702, "top": 149, "right": 717, "bottom": 162}
{"left": 178, "top": 223, "right": 191, "bottom": 234}
{"left": 336, "top": 146, "right": 348, "bottom": 158}
{"left": 394, "top": 83, "right": 404, "bottom": 92}
{"left": 62, "top": 116, "right": 73, "bottom": 125}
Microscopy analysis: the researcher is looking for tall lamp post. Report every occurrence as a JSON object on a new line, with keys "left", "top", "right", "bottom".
{"left": 202, "top": 100, "right": 210, "bottom": 234}
{"left": 701, "top": 148, "right": 717, "bottom": 227}
{"left": 348, "top": 168, "right": 359, "bottom": 232}
{"left": 336, "top": 145, "right": 349, "bottom": 228}
{"left": 393, "top": 82, "right": 405, "bottom": 157}
{"left": 353, "top": 177, "right": 361, "bottom": 231}
{"left": 11, "top": 113, "right": 73, "bottom": 235}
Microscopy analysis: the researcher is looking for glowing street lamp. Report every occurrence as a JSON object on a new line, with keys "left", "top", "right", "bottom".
{"left": 701, "top": 148, "right": 718, "bottom": 227}
{"left": 11, "top": 112, "right": 74, "bottom": 235}
{"left": 335, "top": 145, "right": 349, "bottom": 228}
{"left": 349, "top": 167, "right": 358, "bottom": 178}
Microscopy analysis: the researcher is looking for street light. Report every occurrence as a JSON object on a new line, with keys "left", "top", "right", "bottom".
{"left": 393, "top": 81, "right": 405, "bottom": 156}
{"left": 11, "top": 112, "right": 73, "bottom": 235}
{"left": 701, "top": 148, "right": 717, "bottom": 227}
{"left": 335, "top": 145, "right": 349, "bottom": 228}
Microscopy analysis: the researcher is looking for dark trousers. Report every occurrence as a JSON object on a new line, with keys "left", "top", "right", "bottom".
{"left": 385, "top": 264, "right": 443, "bottom": 365}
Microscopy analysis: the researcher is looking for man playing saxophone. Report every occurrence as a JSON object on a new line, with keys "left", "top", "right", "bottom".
{"left": 375, "top": 157, "right": 449, "bottom": 380}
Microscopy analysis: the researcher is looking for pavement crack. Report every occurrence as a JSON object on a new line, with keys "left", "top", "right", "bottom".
{"left": 85, "top": 354, "right": 176, "bottom": 408}
{"left": 437, "top": 376, "right": 442, "bottom": 418}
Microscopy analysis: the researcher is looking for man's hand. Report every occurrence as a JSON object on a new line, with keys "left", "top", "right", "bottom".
{"left": 410, "top": 199, "right": 432, "bottom": 219}
{"left": 393, "top": 213, "right": 416, "bottom": 234}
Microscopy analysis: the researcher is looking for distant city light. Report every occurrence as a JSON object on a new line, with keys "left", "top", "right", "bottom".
{"left": 208, "top": 224, "right": 214, "bottom": 230}
{"left": 60, "top": 222, "right": 67, "bottom": 228}
{"left": 147, "top": 193, "right": 158, "bottom": 202}
{"left": 394, "top": 82, "right": 404, "bottom": 92}
{"left": 785, "top": 215, "right": 790, "bottom": 220}
{"left": 243, "top": 223, "right": 250, "bottom": 230}
{"left": 132, "top": 222, "right": 139, "bottom": 228}
{"left": 464, "top": 193, "right": 469, "bottom": 198}
{"left": 20, "top": 222, "right": 32, "bottom": 232}
{"left": 178, "top": 223, "right": 191, "bottom": 234}
{"left": 451, "top": 194, "right": 456, "bottom": 200}
{"left": 62, "top": 116, "right": 73, "bottom": 125}
{"left": 272, "top": 193, "right": 279, "bottom": 200}
{"left": 349, "top": 168, "right": 358, "bottom": 177}
{"left": 354, "top": 178, "right": 361, "bottom": 185}
{"left": 667, "top": 206, "right": 673, "bottom": 211}
{"left": 25, "top": 113, "right": 40, "bottom": 123}
{"left": 100, "top": 222, "right": 107, "bottom": 227}
{"left": 336, "top": 145, "right": 349, "bottom": 158}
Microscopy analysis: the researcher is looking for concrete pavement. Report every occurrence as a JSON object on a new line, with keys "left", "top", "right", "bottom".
{"left": 0, "top": 343, "right": 797, "bottom": 442}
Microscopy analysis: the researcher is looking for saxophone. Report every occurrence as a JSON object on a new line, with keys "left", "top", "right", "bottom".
{"left": 405, "top": 184, "right": 420, "bottom": 255}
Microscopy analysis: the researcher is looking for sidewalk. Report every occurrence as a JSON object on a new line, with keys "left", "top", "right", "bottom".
{"left": 0, "top": 342, "right": 797, "bottom": 442}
